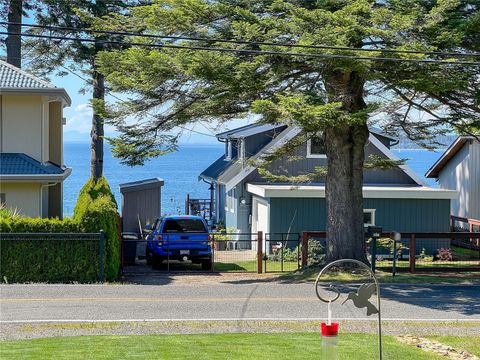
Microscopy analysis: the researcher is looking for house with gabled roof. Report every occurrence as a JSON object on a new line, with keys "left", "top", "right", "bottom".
{"left": 0, "top": 60, "right": 71, "bottom": 218}
{"left": 200, "top": 124, "right": 457, "bottom": 236}
{"left": 426, "top": 136, "right": 480, "bottom": 222}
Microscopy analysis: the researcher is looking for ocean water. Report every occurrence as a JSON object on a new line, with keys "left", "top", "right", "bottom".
{"left": 63, "top": 143, "right": 443, "bottom": 216}
{"left": 63, "top": 143, "right": 224, "bottom": 217}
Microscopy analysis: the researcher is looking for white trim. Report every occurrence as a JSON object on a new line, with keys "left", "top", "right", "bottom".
{"left": 246, "top": 183, "right": 458, "bottom": 200}
{"left": 306, "top": 139, "right": 327, "bottom": 158}
{"left": 221, "top": 127, "right": 302, "bottom": 191}
{"left": 363, "top": 209, "right": 376, "bottom": 226}
{"left": 425, "top": 137, "right": 473, "bottom": 178}
{"left": 368, "top": 133, "right": 428, "bottom": 186}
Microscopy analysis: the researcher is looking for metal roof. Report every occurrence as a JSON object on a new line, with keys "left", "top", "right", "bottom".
{"left": 199, "top": 155, "right": 233, "bottom": 181}
{"left": 216, "top": 123, "right": 286, "bottom": 139}
{"left": 0, "top": 153, "right": 66, "bottom": 175}
{"left": 119, "top": 178, "right": 164, "bottom": 193}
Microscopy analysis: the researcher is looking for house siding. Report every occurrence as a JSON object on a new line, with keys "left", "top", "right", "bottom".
{"left": 469, "top": 141, "right": 480, "bottom": 219}
{"left": 269, "top": 198, "right": 450, "bottom": 234}
{"left": 249, "top": 138, "right": 415, "bottom": 185}
{"left": 437, "top": 143, "right": 470, "bottom": 218}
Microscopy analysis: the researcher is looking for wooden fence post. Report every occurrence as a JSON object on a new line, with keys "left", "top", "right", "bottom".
{"left": 301, "top": 232, "right": 308, "bottom": 268}
{"left": 257, "top": 231, "right": 263, "bottom": 274}
{"left": 409, "top": 234, "right": 416, "bottom": 273}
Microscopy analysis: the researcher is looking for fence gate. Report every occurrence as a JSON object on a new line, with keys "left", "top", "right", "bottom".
{"left": 263, "top": 233, "right": 301, "bottom": 273}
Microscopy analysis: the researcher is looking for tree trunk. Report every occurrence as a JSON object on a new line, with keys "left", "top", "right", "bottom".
{"left": 6, "top": 0, "right": 22, "bottom": 68}
{"left": 324, "top": 71, "right": 369, "bottom": 263}
{"left": 90, "top": 62, "right": 105, "bottom": 180}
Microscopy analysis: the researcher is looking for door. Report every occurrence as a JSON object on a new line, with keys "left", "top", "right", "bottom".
{"left": 252, "top": 199, "right": 269, "bottom": 253}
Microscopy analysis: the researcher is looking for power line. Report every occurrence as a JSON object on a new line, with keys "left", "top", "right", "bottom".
{"left": 2, "top": 21, "right": 479, "bottom": 58}
{"left": 1, "top": 31, "right": 479, "bottom": 66}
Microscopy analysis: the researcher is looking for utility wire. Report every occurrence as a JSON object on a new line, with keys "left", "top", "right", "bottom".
{"left": 1, "top": 31, "right": 479, "bottom": 66}
{"left": 3, "top": 21, "right": 479, "bottom": 58}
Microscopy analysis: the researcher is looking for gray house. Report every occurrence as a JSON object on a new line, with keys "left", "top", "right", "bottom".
{"left": 200, "top": 124, "right": 457, "bottom": 236}
{"left": 426, "top": 136, "right": 480, "bottom": 221}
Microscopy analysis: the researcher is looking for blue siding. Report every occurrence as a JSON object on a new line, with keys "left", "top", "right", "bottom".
{"left": 269, "top": 198, "right": 450, "bottom": 234}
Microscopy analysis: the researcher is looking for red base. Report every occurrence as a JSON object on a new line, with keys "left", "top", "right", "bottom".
{"left": 321, "top": 322, "right": 339, "bottom": 336}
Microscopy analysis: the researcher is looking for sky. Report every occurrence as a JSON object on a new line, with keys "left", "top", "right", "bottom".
{"left": 55, "top": 71, "right": 251, "bottom": 144}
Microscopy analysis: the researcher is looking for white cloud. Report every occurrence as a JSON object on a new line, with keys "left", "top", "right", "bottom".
{"left": 63, "top": 103, "right": 117, "bottom": 135}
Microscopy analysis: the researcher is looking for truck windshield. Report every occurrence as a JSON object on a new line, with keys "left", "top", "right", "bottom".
{"left": 163, "top": 219, "right": 207, "bottom": 233}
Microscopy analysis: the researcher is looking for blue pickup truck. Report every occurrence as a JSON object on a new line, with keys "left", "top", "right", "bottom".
{"left": 146, "top": 215, "right": 212, "bottom": 270}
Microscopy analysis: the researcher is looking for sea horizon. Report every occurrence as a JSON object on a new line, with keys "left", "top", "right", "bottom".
{"left": 63, "top": 142, "right": 444, "bottom": 217}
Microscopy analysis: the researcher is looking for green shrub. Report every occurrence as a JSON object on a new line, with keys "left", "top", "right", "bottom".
{"left": 74, "top": 177, "right": 119, "bottom": 281}
{"left": 0, "top": 177, "right": 120, "bottom": 283}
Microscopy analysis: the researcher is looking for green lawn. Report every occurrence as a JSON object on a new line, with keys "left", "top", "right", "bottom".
{"left": 279, "top": 265, "right": 480, "bottom": 284}
{"left": 214, "top": 260, "right": 299, "bottom": 272}
{"left": 427, "top": 335, "right": 480, "bottom": 356}
{"left": 0, "top": 333, "right": 447, "bottom": 360}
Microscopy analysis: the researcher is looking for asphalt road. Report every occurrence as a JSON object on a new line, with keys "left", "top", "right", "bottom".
{"left": 0, "top": 282, "right": 478, "bottom": 323}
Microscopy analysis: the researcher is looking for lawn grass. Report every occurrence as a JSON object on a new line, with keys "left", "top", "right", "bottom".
{"left": 0, "top": 333, "right": 446, "bottom": 360}
{"left": 279, "top": 265, "right": 480, "bottom": 284}
{"left": 427, "top": 335, "right": 480, "bottom": 356}
{"left": 214, "top": 260, "right": 299, "bottom": 272}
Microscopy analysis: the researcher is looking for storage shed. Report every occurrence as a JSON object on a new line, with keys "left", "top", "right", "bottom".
{"left": 119, "top": 178, "right": 164, "bottom": 233}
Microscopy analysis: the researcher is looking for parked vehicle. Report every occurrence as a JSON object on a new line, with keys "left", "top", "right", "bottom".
{"left": 146, "top": 216, "right": 212, "bottom": 270}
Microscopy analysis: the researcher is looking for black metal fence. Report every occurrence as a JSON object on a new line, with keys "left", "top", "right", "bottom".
{"left": 301, "top": 231, "right": 480, "bottom": 273}
{"left": 264, "top": 233, "right": 301, "bottom": 273}
{"left": 372, "top": 232, "right": 480, "bottom": 273}
{"left": 121, "top": 231, "right": 301, "bottom": 274}
{"left": 0, "top": 232, "right": 104, "bottom": 282}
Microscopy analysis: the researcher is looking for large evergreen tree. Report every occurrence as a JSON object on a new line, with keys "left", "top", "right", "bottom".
{"left": 96, "top": 0, "right": 479, "bottom": 262}
{"left": 19, "top": 0, "right": 140, "bottom": 179}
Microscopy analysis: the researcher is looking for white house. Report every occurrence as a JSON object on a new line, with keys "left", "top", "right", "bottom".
{"left": 426, "top": 136, "right": 480, "bottom": 221}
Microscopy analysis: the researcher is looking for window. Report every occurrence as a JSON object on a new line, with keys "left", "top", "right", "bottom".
{"left": 363, "top": 209, "right": 376, "bottom": 227}
{"left": 162, "top": 219, "right": 208, "bottom": 233}
{"left": 307, "top": 138, "right": 327, "bottom": 158}
{"left": 0, "top": 193, "right": 5, "bottom": 206}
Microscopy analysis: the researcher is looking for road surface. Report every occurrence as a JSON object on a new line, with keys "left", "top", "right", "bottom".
{"left": 1, "top": 282, "right": 478, "bottom": 323}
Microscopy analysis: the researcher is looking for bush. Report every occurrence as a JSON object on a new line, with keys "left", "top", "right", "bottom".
{"left": 0, "top": 177, "right": 120, "bottom": 283}
{"left": 73, "top": 177, "right": 119, "bottom": 281}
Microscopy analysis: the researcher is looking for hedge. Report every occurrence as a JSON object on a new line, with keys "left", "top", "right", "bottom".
{"left": 0, "top": 177, "right": 120, "bottom": 283}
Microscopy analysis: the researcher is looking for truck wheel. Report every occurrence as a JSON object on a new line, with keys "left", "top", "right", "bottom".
{"left": 152, "top": 255, "right": 164, "bottom": 269}
{"left": 201, "top": 259, "right": 212, "bottom": 271}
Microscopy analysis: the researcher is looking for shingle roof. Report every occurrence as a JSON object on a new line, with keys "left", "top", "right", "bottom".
{"left": 0, "top": 60, "right": 56, "bottom": 89}
{"left": 199, "top": 155, "right": 233, "bottom": 181}
{"left": 0, "top": 153, "right": 65, "bottom": 175}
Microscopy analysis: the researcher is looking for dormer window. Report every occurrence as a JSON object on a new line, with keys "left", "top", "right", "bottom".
{"left": 307, "top": 138, "right": 327, "bottom": 158}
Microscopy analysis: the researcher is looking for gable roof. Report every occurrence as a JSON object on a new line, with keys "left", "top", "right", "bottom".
{"left": 216, "top": 123, "right": 286, "bottom": 139}
{"left": 219, "top": 126, "right": 425, "bottom": 191}
{"left": 425, "top": 136, "right": 476, "bottom": 178}
{"left": 0, "top": 60, "right": 71, "bottom": 105}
